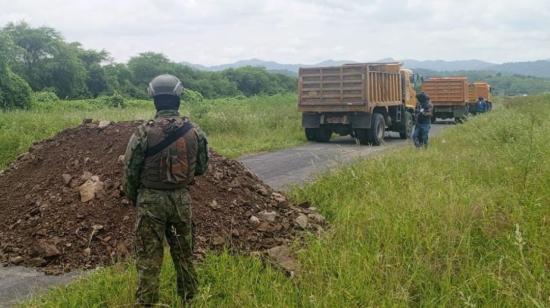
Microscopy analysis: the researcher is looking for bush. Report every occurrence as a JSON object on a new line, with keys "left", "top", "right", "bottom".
{"left": 0, "top": 68, "right": 32, "bottom": 110}
{"left": 89, "top": 92, "right": 126, "bottom": 108}
{"left": 32, "top": 91, "right": 60, "bottom": 103}
{"left": 181, "top": 89, "right": 204, "bottom": 103}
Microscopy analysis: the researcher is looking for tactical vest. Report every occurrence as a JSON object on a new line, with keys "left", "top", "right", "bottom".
{"left": 140, "top": 116, "right": 198, "bottom": 190}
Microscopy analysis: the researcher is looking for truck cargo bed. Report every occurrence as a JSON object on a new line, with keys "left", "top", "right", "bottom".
{"left": 299, "top": 63, "right": 402, "bottom": 113}
{"left": 422, "top": 77, "right": 468, "bottom": 106}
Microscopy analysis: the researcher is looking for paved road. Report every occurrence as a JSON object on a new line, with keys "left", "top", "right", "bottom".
{"left": 0, "top": 123, "right": 451, "bottom": 306}
{"left": 240, "top": 124, "right": 448, "bottom": 191}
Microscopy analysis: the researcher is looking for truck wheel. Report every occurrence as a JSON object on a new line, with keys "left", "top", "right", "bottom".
{"left": 399, "top": 111, "right": 413, "bottom": 139}
{"left": 367, "top": 113, "right": 385, "bottom": 145}
{"left": 305, "top": 128, "right": 317, "bottom": 141}
{"left": 316, "top": 127, "right": 332, "bottom": 142}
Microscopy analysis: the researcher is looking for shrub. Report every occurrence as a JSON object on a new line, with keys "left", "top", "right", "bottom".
{"left": 181, "top": 89, "right": 204, "bottom": 103}
{"left": 32, "top": 91, "right": 60, "bottom": 103}
{"left": 0, "top": 68, "right": 32, "bottom": 110}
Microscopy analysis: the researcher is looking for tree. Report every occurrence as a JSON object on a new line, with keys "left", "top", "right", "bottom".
{"left": 0, "top": 32, "right": 32, "bottom": 110}
{"left": 128, "top": 52, "right": 173, "bottom": 89}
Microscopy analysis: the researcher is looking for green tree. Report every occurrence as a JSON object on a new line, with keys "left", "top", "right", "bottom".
{"left": 0, "top": 31, "right": 32, "bottom": 110}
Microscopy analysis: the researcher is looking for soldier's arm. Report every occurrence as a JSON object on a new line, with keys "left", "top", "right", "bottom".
{"left": 424, "top": 103, "right": 434, "bottom": 116}
{"left": 122, "top": 126, "right": 146, "bottom": 202}
{"left": 194, "top": 127, "right": 209, "bottom": 176}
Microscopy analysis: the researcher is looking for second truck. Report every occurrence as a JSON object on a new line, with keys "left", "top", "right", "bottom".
{"left": 298, "top": 62, "right": 417, "bottom": 145}
{"left": 421, "top": 77, "right": 469, "bottom": 123}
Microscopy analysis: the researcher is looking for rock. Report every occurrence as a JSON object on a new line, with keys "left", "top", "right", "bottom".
{"left": 118, "top": 155, "right": 125, "bottom": 164}
{"left": 98, "top": 120, "right": 111, "bottom": 128}
{"left": 83, "top": 248, "right": 91, "bottom": 256}
{"left": 295, "top": 214, "right": 308, "bottom": 229}
{"left": 116, "top": 242, "right": 129, "bottom": 258}
{"left": 80, "top": 171, "right": 93, "bottom": 181}
{"left": 308, "top": 213, "right": 325, "bottom": 224}
{"left": 62, "top": 174, "right": 72, "bottom": 186}
{"left": 308, "top": 206, "right": 318, "bottom": 212}
{"left": 255, "top": 185, "right": 269, "bottom": 196}
{"left": 78, "top": 178, "right": 104, "bottom": 202}
{"left": 271, "top": 192, "right": 287, "bottom": 203}
{"left": 212, "top": 236, "right": 225, "bottom": 246}
{"left": 37, "top": 240, "right": 61, "bottom": 258}
{"left": 249, "top": 215, "right": 260, "bottom": 226}
{"left": 209, "top": 200, "right": 221, "bottom": 210}
{"left": 258, "top": 210, "right": 278, "bottom": 222}
{"left": 266, "top": 245, "right": 299, "bottom": 275}
{"left": 28, "top": 257, "right": 46, "bottom": 267}
{"left": 10, "top": 256, "right": 24, "bottom": 265}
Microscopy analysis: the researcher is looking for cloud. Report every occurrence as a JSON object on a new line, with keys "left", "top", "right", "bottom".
{"left": 0, "top": 0, "right": 548, "bottom": 65}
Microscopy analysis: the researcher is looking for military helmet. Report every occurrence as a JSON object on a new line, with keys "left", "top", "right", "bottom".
{"left": 147, "top": 74, "right": 184, "bottom": 97}
{"left": 416, "top": 91, "right": 429, "bottom": 103}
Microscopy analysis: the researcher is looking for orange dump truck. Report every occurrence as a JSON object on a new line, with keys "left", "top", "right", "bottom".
{"left": 421, "top": 77, "right": 469, "bottom": 122}
{"left": 468, "top": 82, "right": 493, "bottom": 113}
{"left": 298, "top": 63, "right": 416, "bottom": 145}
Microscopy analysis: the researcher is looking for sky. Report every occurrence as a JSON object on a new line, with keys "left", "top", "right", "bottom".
{"left": 0, "top": 0, "right": 549, "bottom": 65}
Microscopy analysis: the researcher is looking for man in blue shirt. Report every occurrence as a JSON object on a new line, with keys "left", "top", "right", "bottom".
{"left": 413, "top": 92, "right": 433, "bottom": 148}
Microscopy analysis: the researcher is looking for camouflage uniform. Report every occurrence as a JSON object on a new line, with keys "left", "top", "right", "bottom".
{"left": 123, "top": 109, "right": 208, "bottom": 306}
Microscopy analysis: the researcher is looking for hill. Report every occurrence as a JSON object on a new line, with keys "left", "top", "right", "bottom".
{"left": 184, "top": 58, "right": 550, "bottom": 79}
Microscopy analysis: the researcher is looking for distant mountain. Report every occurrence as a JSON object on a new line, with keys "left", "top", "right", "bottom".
{"left": 487, "top": 60, "right": 550, "bottom": 79}
{"left": 180, "top": 59, "right": 356, "bottom": 76}
{"left": 181, "top": 58, "right": 550, "bottom": 79}
{"left": 402, "top": 59, "right": 495, "bottom": 71}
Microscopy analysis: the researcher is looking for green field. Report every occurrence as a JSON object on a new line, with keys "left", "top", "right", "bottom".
{"left": 0, "top": 93, "right": 303, "bottom": 169}
{"left": 20, "top": 95, "right": 550, "bottom": 307}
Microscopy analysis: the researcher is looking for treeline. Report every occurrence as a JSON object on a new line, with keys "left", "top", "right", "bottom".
{"left": 415, "top": 69, "right": 550, "bottom": 96}
{"left": 0, "top": 22, "right": 296, "bottom": 110}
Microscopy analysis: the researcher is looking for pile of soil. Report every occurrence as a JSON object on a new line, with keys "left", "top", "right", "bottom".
{"left": 0, "top": 121, "right": 325, "bottom": 274}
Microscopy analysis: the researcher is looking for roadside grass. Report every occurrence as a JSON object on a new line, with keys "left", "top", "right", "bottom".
{"left": 0, "top": 93, "right": 303, "bottom": 169}
{"left": 21, "top": 95, "right": 550, "bottom": 307}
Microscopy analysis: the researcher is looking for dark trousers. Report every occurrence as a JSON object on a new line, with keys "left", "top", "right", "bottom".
{"left": 413, "top": 123, "right": 431, "bottom": 148}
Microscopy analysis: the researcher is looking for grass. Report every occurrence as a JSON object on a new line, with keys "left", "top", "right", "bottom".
{"left": 0, "top": 93, "right": 303, "bottom": 169}
{"left": 19, "top": 95, "right": 550, "bottom": 307}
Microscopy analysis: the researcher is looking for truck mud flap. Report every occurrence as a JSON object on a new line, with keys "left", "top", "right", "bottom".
{"left": 350, "top": 113, "right": 372, "bottom": 129}
{"left": 302, "top": 113, "right": 321, "bottom": 128}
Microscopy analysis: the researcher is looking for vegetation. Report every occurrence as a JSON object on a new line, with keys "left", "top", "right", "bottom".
{"left": 417, "top": 68, "right": 550, "bottom": 95}
{"left": 20, "top": 95, "right": 550, "bottom": 307}
{"left": 0, "top": 94, "right": 302, "bottom": 169}
{"left": 0, "top": 22, "right": 297, "bottom": 110}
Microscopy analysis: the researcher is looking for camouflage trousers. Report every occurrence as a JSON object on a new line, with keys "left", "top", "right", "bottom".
{"left": 135, "top": 187, "right": 197, "bottom": 306}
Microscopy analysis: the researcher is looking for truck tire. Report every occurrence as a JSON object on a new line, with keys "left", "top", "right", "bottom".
{"left": 316, "top": 127, "right": 332, "bottom": 142}
{"left": 399, "top": 111, "right": 413, "bottom": 139}
{"left": 305, "top": 128, "right": 317, "bottom": 141}
{"left": 368, "top": 113, "right": 385, "bottom": 145}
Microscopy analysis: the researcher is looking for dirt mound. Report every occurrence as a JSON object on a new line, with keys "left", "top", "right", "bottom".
{"left": 0, "top": 121, "right": 324, "bottom": 274}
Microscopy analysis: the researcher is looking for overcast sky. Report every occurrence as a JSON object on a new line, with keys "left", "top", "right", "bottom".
{"left": 1, "top": 0, "right": 549, "bottom": 65}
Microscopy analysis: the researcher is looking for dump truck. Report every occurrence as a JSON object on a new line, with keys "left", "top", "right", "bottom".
{"left": 468, "top": 82, "right": 493, "bottom": 113}
{"left": 421, "top": 77, "right": 469, "bottom": 123}
{"left": 298, "top": 63, "right": 416, "bottom": 145}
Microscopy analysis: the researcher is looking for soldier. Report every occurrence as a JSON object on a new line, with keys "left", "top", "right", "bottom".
{"left": 123, "top": 74, "right": 209, "bottom": 306}
{"left": 412, "top": 92, "right": 433, "bottom": 148}
{"left": 476, "top": 96, "right": 488, "bottom": 114}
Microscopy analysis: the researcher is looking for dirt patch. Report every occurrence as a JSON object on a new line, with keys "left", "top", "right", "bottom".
{"left": 0, "top": 121, "right": 324, "bottom": 275}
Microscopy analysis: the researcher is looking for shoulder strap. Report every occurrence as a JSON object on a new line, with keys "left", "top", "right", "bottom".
{"left": 145, "top": 121, "right": 194, "bottom": 158}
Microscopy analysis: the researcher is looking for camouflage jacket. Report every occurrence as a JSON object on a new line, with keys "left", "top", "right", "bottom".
{"left": 122, "top": 110, "right": 208, "bottom": 202}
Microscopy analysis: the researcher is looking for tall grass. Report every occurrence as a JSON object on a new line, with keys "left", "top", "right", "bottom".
{"left": 0, "top": 94, "right": 303, "bottom": 169}
{"left": 21, "top": 95, "right": 550, "bottom": 307}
